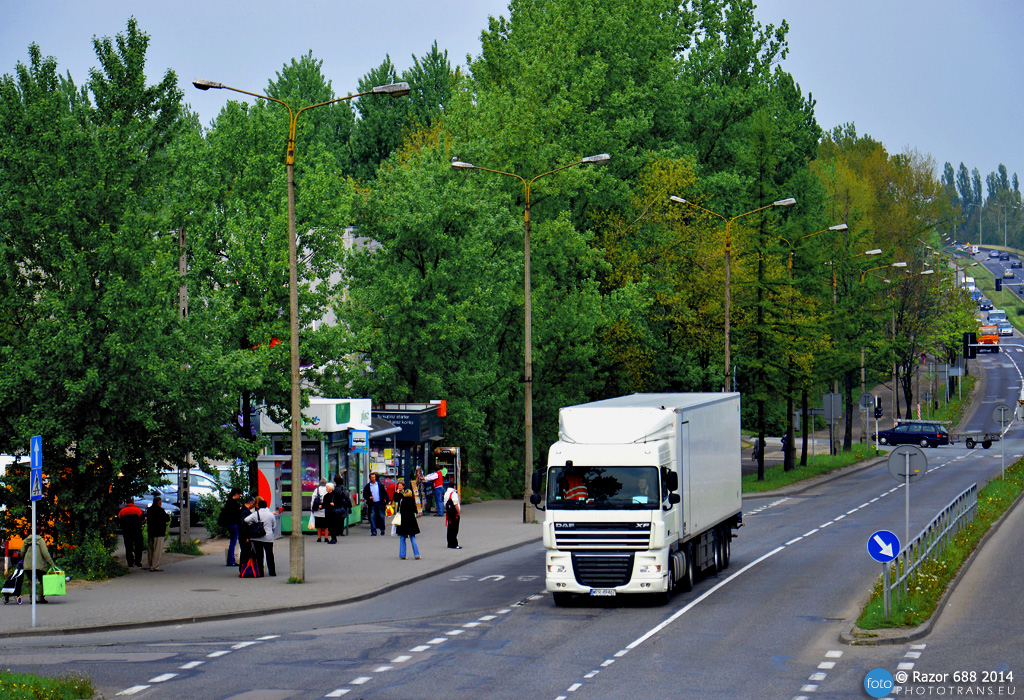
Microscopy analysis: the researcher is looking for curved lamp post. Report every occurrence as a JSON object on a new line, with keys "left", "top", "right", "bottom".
{"left": 193, "top": 78, "right": 410, "bottom": 582}
{"left": 669, "top": 196, "right": 796, "bottom": 391}
{"left": 451, "top": 153, "right": 611, "bottom": 523}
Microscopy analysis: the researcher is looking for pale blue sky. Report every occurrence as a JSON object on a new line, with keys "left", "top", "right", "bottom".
{"left": 3, "top": 1, "right": 1021, "bottom": 187}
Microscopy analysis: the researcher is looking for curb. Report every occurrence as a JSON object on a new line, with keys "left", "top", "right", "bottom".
{"left": 0, "top": 536, "right": 543, "bottom": 639}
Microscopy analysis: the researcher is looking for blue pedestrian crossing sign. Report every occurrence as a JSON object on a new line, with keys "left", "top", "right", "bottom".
{"left": 867, "top": 529, "right": 900, "bottom": 563}
{"left": 29, "top": 435, "right": 43, "bottom": 502}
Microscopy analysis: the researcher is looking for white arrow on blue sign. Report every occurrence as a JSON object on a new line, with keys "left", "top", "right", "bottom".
{"left": 30, "top": 435, "right": 42, "bottom": 470}
{"left": 867, "top": 529, "right": 901, "bottom": 563}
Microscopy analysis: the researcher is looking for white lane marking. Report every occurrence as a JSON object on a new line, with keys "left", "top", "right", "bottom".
{"left": 257, "top": 634, "right": 279, "bottom": 640}
{"left": 326, "top": 691, "right": 350, "bottom": 698}
{"left": 818, "top": 661, "right": 836, "bottom": 670}
{"left": 584, "top": 671, "right": 599, "bottom": 679}
{"left": 568, "top": 683, "right": 582, "bottom": 692}
{"left": 350, "top": 677, "right": 372, "bottom": 685}
{"left": 479, "top": 615, "right": 497, "bottom": 621}
{"left": 446, "top": 629, "right": 465, "bottom": 636}
{"left": 785, "top": 537, "right": 804, "bottom": 545}
{"left": 428, "top": 637, "right": 447, "bottom": 644}
{"left": 905, "top": 651, "right": 922, "bottom": 659}
{"left": 809, "top": 672, "right": 827, "bottom": 681}
{"left": 232, "top": 641, "right": 258, "bottom": 649}
{"left": 600, "top": 660, "right": 615, "bottom": 667}
{"left": 826, "top": 650, "right": 844, "bottom": 658}
{"left": 463, "top": 621, "right": 481, "bottom": 628}
{"left": 800, "top": 684, "right": 819, "bottom": 692}
{"left": 820, "top": 521, "right": 834, "bottom": 528}
{"left": 898, "top": 662, "right": 915, "bottom": 670}
{"left": 497, "top": 608, "right": 512, "bottom": 614}
{"left": 834, "top": 514, "right": 846, "bottom": 521}
{"left": 614, "top": 649, "right": 629, "bottom": 657}
{"left": 373, "top": 666, "right": 392, "bottom": 673}
{"left": 410, "top": 645, "right": 430, "bottom": 652}
{"left": 802, "top": 529, "right": 819, "bottom": 537}
{"left": 625, "top": 546, "right": 785, "bottom": 651}
{"left": 206, "top": 650, "right": 231, "bottom": 658}
{"left": 116, "top": 686, "right": 151, "bottom": 696}
{"left": 392, "top": 655, "right": 412, "bottom": 663}
{"left": 179, "top": 661, "right": 204, "bottom": 669}
{"left": 147, "top": 674, "right": 178, "bottom": 683}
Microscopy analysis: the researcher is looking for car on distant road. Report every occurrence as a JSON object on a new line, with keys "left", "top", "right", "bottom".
{"left": 1013, "top": 259, "right": 1023, "bottom": 269}
{"left": 989, "top": 250, "right": 1001, "bottom": 258}
{"left": 1000, "top": 252, "right": 1011, "bottom": 261}
{"left": 1004, "top": 269, "right": 1015, "bottom": 278}
{"left": 873, "top": 421, "right": 950, "bottom": 448}
{"left": 979, "top": 298, "right": 994, "bottom": 311}
{"left": 997, "top": 320, "right": 1014, "bottom": 336}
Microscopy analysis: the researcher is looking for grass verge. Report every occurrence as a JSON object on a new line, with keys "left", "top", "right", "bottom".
{"left": 855, "top": 458, "right": 1024, "bottom": 630}
{"left": 0, "top": 671, "right": 94, "bottom": 699}
{"left": 743, "top": 442, "right": 881, "bottom": 494}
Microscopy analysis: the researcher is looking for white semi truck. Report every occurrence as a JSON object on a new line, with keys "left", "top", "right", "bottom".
{"left": 530, "top": 393, "right": 743, "bottom": 605}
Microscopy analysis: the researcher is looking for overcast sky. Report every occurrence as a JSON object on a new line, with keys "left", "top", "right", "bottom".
{"left": 3, "top": 1, "right": 1022, "bottom": 190}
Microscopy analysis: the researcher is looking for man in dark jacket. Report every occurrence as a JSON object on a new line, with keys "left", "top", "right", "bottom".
{"left": 238, "top": 494, "right": 256, "bottom": 569}
{"left": 118, "top": 502, "right": 145, "bottom": 567}
{"left": 361, "top": 472, "right": 390, "bottom": 536}
{"left": 146, "top": 496, "right": 170, "bottom": 572}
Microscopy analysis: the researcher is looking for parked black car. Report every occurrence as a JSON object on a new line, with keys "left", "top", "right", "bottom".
{"left": 149, "top": 485, "right": 209, "bottom": 526}
{"left": 873, "top": 421, "right": 950, "bottom": 448}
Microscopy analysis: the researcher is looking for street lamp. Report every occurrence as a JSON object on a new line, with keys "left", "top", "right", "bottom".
{"left": 861, "top": 261, "right": 907, "bottom": 283}
{"left": 669, "top": 195, "right": 796, "bottom": 391}
{"left": 452, "top": 153, "right": 611, "bottom": 523}
{"left": 193, "top": 78, "right": 410, "bottom": 582}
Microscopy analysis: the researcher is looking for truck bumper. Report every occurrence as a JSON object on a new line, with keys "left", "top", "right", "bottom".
{"left": 544, "top": 550, "right": 669, "bottom": 595}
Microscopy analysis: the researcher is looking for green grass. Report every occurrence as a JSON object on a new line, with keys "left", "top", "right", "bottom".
{"left": 0, "top": 671, "right": 94, "bottom": 700}
{"left": 743, "top": 442, "right": 881, "bottom": 493}
{"left": 165, "top": 537, "right": 202, "bottom": 555}
{"left": 854, "top": 458, "right": 1024, "bottom": 630}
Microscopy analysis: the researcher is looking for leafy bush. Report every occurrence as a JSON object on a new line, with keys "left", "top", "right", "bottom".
{"left": 53, "top": 535, "right": 124, "bottom": 581}
{"left": 200, "top": 492, "right": 226, "bottom": 537}
{"left": 165, "top": 537, "right": 201, "bottom": 555}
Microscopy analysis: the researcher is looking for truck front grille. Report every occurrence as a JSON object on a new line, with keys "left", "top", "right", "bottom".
{"left": 571, "top": 552, "right": 634, "bottom": 588}
{"left": 553, "top": 521, "right": 650, "bottom": 550}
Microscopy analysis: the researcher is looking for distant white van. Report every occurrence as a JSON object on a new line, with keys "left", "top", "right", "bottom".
{"left": 988, "top": 309, "right": 1007, "bottom": 323}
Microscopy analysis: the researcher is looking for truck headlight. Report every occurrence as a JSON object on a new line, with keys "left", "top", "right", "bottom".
{"left": 639, "top": 564, "right": 662, "bottom": 574}
{"left": 547, "top": 564, "right": 566, "bottom": 574}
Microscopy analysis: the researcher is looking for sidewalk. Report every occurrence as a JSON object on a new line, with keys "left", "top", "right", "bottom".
{"left": 0, "top": 500, "right": 540, "bottom": 638}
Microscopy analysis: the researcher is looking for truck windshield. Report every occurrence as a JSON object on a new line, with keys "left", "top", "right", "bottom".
{"left": 546, "top": 466, "right": 661, "bottom": 509}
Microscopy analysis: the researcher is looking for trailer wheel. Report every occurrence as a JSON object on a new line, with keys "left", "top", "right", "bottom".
{"left": 710, "top": 531, "right": 721, "bottom": 573}
{"left": 719, "top": 528, "right": 731, "bottom": 569}
{"left": 680, "top": 544, "right": 695, "bottom": 593}
{"left": 965, "top": 438, "right": 976, "bottom": 449}
{"left": 983, "top": 441, "right": 992, "bottom": 449}
{"left": 553, "top": 592, "right": 572, "bottom": 607}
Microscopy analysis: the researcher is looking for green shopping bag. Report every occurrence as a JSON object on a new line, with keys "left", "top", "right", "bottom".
{"left": 42, "top": 568, "right": 67, "bottom": 596}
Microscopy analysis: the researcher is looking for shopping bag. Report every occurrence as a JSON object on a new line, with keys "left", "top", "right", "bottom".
{"left": 42, "top": 568, "right": 67, "bottom": 596}
{"left": 307, "top": 514, "right": 315, "bottom": 530}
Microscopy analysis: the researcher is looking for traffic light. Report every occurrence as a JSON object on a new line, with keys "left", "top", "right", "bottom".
{"left": 996, "top": 278, "right": 1003, "bottom": 292}
{"left": 963, "top": 331, "right": 977, "bottom": 359}
{"left": 874, "top": 396, "right": 883, "bottom": 419}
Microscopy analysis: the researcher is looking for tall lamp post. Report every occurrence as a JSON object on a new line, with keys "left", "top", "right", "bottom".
{"left": 193, "top": 78, "right": 410, "bottom": 582}
{"left": 669, "top": 196, "right": 796, "bottom": 391}
{"left": 451, "top": 154, "right": 611, "bottom": 524}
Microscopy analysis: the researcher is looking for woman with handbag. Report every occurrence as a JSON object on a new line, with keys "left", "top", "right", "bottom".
{"left": 20, "top": 533, "right": 55, "bottom": 603}
{"left": 243, "top": 497, "right": 277, "bottom": 576}
{"left": 395, "top": 488, "right": 420, "bottom": 560}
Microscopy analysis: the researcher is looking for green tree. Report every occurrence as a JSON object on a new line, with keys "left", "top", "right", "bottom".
{"left": 0, "top": 20, "right": 188, "bottom": 550}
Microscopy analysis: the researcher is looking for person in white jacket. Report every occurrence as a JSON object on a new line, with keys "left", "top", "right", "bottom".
{"left": 244, "top": 498, "right": 277, "bottom": 577}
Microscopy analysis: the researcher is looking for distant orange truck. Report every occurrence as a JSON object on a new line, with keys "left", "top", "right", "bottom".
{"left": 978, "top": 325, "right": 1000, "bottom": 352}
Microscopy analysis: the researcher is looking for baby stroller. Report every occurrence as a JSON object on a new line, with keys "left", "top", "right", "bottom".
{"left": 2, "top": 559, "right": 25, "bottom": 605}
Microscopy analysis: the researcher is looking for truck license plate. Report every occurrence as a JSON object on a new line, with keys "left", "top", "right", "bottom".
{"left": 590, "top": 588, "right": 616, "bottom": 597}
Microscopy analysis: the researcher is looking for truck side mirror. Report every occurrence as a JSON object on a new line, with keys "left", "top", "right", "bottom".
{"left": 531, "top": 469, "right": 543, "bottom": 494}
{"left": 663, "top": 470, "right": 679, "bottom": 492}
{"left": 666, "top": 493, "right": 681, "bottom": 508}
{"left": 530, "top": 493, "right": 541, "bottom": 506}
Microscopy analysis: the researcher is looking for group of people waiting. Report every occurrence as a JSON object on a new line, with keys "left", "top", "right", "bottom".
{"left": 117, "top": 496, "right": 171, "bottom": 572}
{"left": 310, "top": 476, "right": 352, "bottom": 543}
{"left": 218, "top": 489, "right": 278, "bottom": 577}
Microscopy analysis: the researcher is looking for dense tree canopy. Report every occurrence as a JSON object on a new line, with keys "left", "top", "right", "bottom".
{"left": 1, "top": 1, "right": 980, "bottom": 551}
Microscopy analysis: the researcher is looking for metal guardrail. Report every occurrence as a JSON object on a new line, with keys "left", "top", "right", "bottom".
{"left": 884, "top": 482, "right": 978, "bottom": 618}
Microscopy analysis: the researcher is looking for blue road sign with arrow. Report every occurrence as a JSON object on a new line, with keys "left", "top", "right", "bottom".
{"left": 29, "top": 435, "right": 43, "bottom": 501}
{"left": 867, "top": 529, "right": 900, "bottom": 563}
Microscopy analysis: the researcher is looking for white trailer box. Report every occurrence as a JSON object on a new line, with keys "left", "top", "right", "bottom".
{"left": 537, "top": 393, "right": 742, "bottom": 604}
